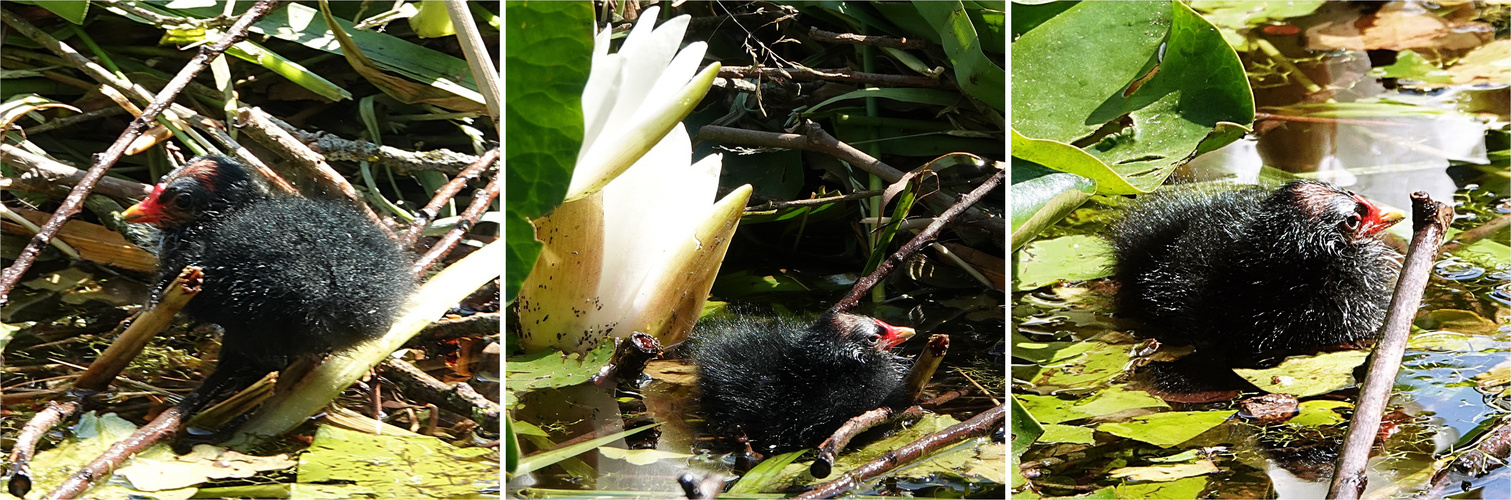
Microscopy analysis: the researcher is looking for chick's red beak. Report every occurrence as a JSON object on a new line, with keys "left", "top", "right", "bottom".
{"left": 122, "top": 184, "right": 167, "bottom": 224}
{"left": 1352, "top": 194, "right": 1404, "bottom": 237}
{"left": 873, "top": 319, "right": 916, "bottom": 350}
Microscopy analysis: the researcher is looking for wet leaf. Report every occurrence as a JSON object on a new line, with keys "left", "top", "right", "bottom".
{"left": 295, "top": 425, "right": 495, "bottom": 499}
{"left": 1096, "top": 410, "right": 1236, "bottom": 448}
{"left": 1108, "top": 458, "right": 1219, "bottom": 481}
{"left": 1233, "top": 350, "right": 1369, "bottom": 397}
{"left": 1012, "top": 235, "right": 1115, "bottom": 291}
{"left": 1039, "top": 424, "right": 1096, "bottom": 444}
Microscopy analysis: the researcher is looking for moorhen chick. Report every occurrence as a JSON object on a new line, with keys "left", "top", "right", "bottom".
{"left": 692, "top": 312, "right": 915, "bottom": 452}
{"left": 1110, "top": 180, "right": 1402, "bottom": 399}
{"left": 122, "top": 156, "right": 414, "bottom": 416}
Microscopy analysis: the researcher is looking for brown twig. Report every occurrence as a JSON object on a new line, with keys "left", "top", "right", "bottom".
{"left": 1327, "top": 192, "right": 1453, "bottom": 499}
{"left": 5, "top": 400, "right": 79, "bottom": 497}
{"left": 719, "top": 65, "right": 943, "bottom": 88}
{"left": 411, "top": 176, "right": 499, "bottom": 275}
{"left": 413, "top": 311, "right": 501, "bottom": 341}
{"left": 811, "top": 405, "right": 926, "bottom": 479}
{"left": 377, "top": 358, "right": 500, "bottom": 432}
{"left": 0, "top": 0, "right": 284, "bottom": 307}
{"left": 400, "top": 148, "right": 498, "bottom": 248}
{"left": 590, "top": 333, "right": 662, "bottom": 387}
{"left": 808, "top": 27, "right": 928, "bottom": 49}
{"left": 259, "top": 113, "right": 480, "bottom": 175}
{"left": 904, "top": 334, "right": 950, "bottom": 403}
{"left": 0, "top": 144, "right": 153, "bottom": 200}
{"left": 829, "top": 168, "right": 1004, "bottom": 314}
{"left": 43, "top": 405, "right": 189, "bottom": 500}
{"left": 1438, "top": 213, "right": 1510, "bottom": 256}
{"left": 797, "top": 402, "right": 1007, "bottom": 499}
{"left": 73, "top": 267, "right": 203, "bottom": 391}
{"left": 4, "top": 268, "right": 201, "bottom": 497}
{"left": 21, "top": 107, "right": 129, "bottom": 135}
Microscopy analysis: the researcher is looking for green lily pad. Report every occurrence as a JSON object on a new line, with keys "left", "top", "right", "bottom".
{"left": 1013, "top": 235, "right": 1115, "bottom": 291}
{"left": 1013, "top": 0, "right": 1254, "bottom": 193}
{"left": 1233, "top": 350, "right": 1370, "bottom": 397}
{"left": 1096, "top": 410, "right": 1237, "bottom": 448}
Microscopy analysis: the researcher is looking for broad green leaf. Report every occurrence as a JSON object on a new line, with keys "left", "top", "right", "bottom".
{"left": 1012, "top": 234, "right": 1115, "bottom": 291}
{"left": 295, "top": 426, "right": 494, "bottom": 498}
{"left": 1012, "top": 128, "right": 1142, "bottom": 195}
{"left": 503, "top": 0, "right": 594, "bottom": 303}
{"left": 727, "top": 450, "right": 806, "bottom": 494}
{"left": 915, "top": 2, "right": 1005, "bottom": 111}
{"left": 318, "top": 0, "right": 483, "bottom": 111}
{"left": 1234, "top": 350, "right": 1370, "bottom": 397}
{"left": 1010, "top": 159, "right": 1095, "bottom": 251}
{"left": 28, "top": 0, "right": 89, "bottom": 24}
{"left": 1096, "top": 410, "right": 1236, "bottom": 448}
{"left": 1012, "top": 1, "right": 1254, "bottom": 192}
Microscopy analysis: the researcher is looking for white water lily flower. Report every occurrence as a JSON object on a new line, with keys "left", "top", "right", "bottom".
{"left": 568, "top": 6, "right": 720, "bottom": 202}
{"left": 517, "top": 8, "right": 752, "bottom": 353}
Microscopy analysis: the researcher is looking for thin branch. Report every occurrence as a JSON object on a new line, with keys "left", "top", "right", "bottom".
{"left": 259, "top": 113, "right": 481, "bottom": 175}
{"left": 5, "top": 401, "right": 79, "bottom": 498}
{"left": 0, "top": 144, "right": 153, "bottom": 200}
{"left": 43, "top": 406, "right": 189, "bottom": 500}
{"left": 1438, "top": 213, "right": 1510, "bottom": 255}
{"left": 0, "top": 0, "right": 285, "bottom": 307}
{"left": 796, "top": 402, "right": 1007, "bottom": 499}
{"left": 400, "top": 148, "right": 498, "bottom": 248}
{"left": 411, "top": 175, "right": 499, "bottom": 275}
{"left": 808, "top": 27, "right": 928, "bottom": 49}
{"left": 377, "top": 358, "right": 499, "bottom": 431}
{"left": 719, "top": 65, "right": 944, "bottom": 88}
{"left": 1327, "top": 192, "right": 1454, "bottom": 499}
{"left": 829, "top": 168, "right": 1004, "bottom": 314}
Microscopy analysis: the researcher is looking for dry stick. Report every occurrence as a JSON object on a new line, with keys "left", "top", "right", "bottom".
{"left": 812, "top": 334, "right": 949, "bottom": 478}
{"left": 262, "top": 113, "right": 480, "bottom": 175}
{"left": 5, "top": 401, "right": 77, "bottom": 497}
{"left": 808, "top": 27, "right": 928, "bottom": 49}
{"left": 1439, "top": 213, "right": 1510, "bottom": 255}
{"left": 0, "top": 144, "right": 153, "bottom": 200}
{"left": 8, "top": 268, "right": 202, "bottom": 499}
{"left": 414, "top": 311, "right": 501, "bottom": 341}
{"left": 718, "top": 65, "right": 943, "bottom": 88}
{"left": 1327, "top": 192, "right": 1454, "bottom": 500}
{"left": 21, "top": 107, "right": 129, "bottom": 134}
{"left": 829, "top": 169, "right": 1004, "bottom": 314}
{"left": 0, "top": 0, "right": 283, "bottom": 307}
{"left": 590, "top": 333, "right": 663, "bottom": 387}
{"left": 235, "top": 107, "right": 394, "bottom": 238}
{"left": 400, "top": 147, "right": 499, "bottom": 248}
{"left": 73, "top": 267, "right": 203, "bottom": 391}
{"left": 699, "top": 122, "right": 985, "bottom": 221}
{"left": 796, "top": 402, "right": 1007, "bottom": 499}
{"left": 377, "top": 358, "right": 500, "bottom": 431}
{"left": 411, "top": 176, "right": 499, "bottom": 275}
{"left": 44, "top": 405, "right": 190, "bottom": 500}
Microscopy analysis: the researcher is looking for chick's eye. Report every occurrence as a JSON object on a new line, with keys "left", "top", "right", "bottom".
{"left": 863, "top": 332, "right": 880, "bottom": 345}
{"left": 171, "top": 191, "right": 194, "bottom": 209}
{"left": 1341, "top": 214, "right": 1361, "bottom": 231}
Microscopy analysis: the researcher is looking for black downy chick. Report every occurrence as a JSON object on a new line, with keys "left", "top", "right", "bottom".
{"left": 693, "top": 312, "right": 916, "bottom": 452}
{"left": 122, "top": 156, "right": 414, "bottom": 415}
{"left": 1110, "top": 180, "right": 1402, "bottom": 399}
